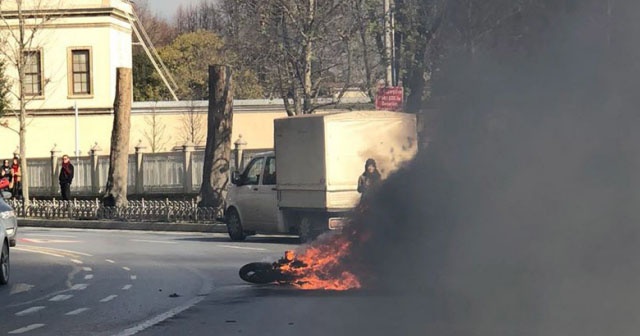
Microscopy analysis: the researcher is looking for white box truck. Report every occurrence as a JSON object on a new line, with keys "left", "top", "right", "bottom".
{"left": 224, "top": 110, "right": 418, "bottom": 242}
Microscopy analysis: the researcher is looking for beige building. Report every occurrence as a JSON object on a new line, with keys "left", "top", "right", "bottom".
{"left": 0, "top": 0, "right": 134, "bottom": 112}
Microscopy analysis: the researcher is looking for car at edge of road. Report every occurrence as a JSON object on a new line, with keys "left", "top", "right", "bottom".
{"left": 0, "top": 214, "right": 9, "bottom": 285}
{"left": 0, "top": 195, "right": 17, "bottom": 247}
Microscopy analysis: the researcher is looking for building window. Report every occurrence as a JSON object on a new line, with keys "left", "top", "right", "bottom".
{"left": 23, "top": 51, "right": 42, "bottom": 96}
{"left": 71, "top": 49, "right": 91, "bottom": 95}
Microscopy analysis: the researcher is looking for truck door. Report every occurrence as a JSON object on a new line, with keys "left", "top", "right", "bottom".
{"left": 235, "top": 157, "right": 264, "bottom": 229}
{"left": 254, "top": 156, "right": 280, "bottom": 232}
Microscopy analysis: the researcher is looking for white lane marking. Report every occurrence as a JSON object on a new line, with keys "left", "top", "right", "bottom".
{"left": 50, "top": 294, "right": 73, "bottom": 302}
{"left": 130, "top": 275, "right": 137, "bottom": 280}
{"left": 84, "top": 274, "right": 94, "bottom": 280}
{"left": 113, "top": 296, "right": 207, "bottom": 336}
{"left": 122, "top": 267, "right": 131, "bottom": 271}
{"left": 219, "top": 245, "right": 268, "bottom": 251}
{"left": 100, "top": 295, "right": 118, "bottom": 302}
{"left": 71, "top": 284, "right": 89, "bottom": 290}
{"left": 10, "top": 283, "right": 35, "bottom": 295}
{"left": 15, "top": 306, "right": 46, "bottom": 316}
{"left": 70, "top": 259, "right": 84, "bottom": 264}
{"left": 83, "top": 267, "right": 93, "bottom": 272}
{"left": 65, "top": 308, "right": 90, "bottom": 316}
{"left": 130, "top": 239, "right": 177, "bottom": 244}
{"left": 106, "top": 259, "right": 115, "bottom": 263}
{"left": 122, "top": 284, "right": 133, "bottom": 290}
{"left": 8, "top": 324, "right": 46, "bottom": 334}
{"left": 50, "top": 247, "right": 93, "bottom": 257}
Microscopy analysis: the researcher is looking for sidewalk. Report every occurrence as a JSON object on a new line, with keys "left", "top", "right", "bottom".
{"left": 18, "top": 218, "right": 228, "bottom": 233}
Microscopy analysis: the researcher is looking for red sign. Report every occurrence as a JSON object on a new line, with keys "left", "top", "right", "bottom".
{"left": 375, "top": 86, "right": 404, "bottom": 111}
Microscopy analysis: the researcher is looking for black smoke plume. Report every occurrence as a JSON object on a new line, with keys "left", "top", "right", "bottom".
{"left": 340, "top": 1, "right": 640, "bottom": 335}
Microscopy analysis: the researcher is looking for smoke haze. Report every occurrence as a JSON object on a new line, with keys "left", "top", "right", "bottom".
{"left": 343, "top": 1, "right": 640, "bottom": 335}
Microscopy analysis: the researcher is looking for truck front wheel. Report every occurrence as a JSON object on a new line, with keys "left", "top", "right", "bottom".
{"left": 226, "top": 208, "right": 246, "bottom": 241}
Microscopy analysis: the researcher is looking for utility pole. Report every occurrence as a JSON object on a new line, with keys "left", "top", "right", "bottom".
{"left": 74, "top": 101, "right": 79, "bottom": 157}
{"left": 383, "top": 0, "right": 393, "bottom": 86}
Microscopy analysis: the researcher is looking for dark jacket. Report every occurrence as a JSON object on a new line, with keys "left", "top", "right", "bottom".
{"left": 357, "top": 158, "right": 381, "bottom": 195}
{"left": 357, "top": 172, "right": 381, "bottom": 195}
{"left": 59, "top": 162, "right": 74, "bottom": 184}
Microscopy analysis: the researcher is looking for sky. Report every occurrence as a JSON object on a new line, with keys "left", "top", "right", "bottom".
{"left": 144, "top": 0, "right": 203, "bottom": 19}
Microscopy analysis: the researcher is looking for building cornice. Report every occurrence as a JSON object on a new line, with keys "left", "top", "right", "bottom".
{"left": 0, "top": 7, "right": 133, "bottom": 26}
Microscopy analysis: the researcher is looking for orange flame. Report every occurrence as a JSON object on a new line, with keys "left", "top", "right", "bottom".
{"left": 277, "top": 235, "right": 361, "bottom": 291}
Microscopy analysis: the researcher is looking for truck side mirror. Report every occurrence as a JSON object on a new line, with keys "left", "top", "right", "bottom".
{"left": 231, "top": 171, "right": 242, "bottom": 185}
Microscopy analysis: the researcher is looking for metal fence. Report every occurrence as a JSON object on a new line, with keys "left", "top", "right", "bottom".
{"left": 8, "top": 198, "right": 223, "bottom": 222}
{"left": 143, "top": 153, "right": 184, "bottom": 193}
{"left": 22, "top": 147, "right": 270, "bottom": 197}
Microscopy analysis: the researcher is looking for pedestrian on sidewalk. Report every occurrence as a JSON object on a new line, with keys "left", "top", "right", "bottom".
{"left": 10, "top": 157, "right": 22, "bottom": 199}
{"left": 0, "top": 159, "right": 12, "bottom": 192}
{"left": 59, "top": 154, "right": 74, "bottom": 201}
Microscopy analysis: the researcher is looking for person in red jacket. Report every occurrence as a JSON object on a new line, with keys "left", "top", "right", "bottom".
{"left": 10, "top": 157, "right": 22, "bottom": 199}
{"left": 59, "top": 155, "right": 74, "bottom": 201}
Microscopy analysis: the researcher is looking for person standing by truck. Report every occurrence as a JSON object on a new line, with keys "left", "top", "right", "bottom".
{"left": 59, "top": 155, "right": 74, "bottom": 201}
{"left": 357, "top": 158, "right": 381, "bottom": 201}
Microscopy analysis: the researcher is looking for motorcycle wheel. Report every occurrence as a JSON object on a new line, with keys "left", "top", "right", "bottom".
{"left": 239, "top": 262, "right": 279, "bottom": 284}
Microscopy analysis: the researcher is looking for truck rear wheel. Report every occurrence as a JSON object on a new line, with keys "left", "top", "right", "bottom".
{"left": 226, "top": 208, "right": 246, "bottom": 241}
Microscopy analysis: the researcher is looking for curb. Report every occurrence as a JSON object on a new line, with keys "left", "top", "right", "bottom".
{"left": 18, "top": 218, "right": 229, "bottom": 233}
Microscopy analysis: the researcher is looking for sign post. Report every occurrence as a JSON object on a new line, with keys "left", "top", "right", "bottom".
{"left": 375, "top": 86, "right": 404, "bottom": 111}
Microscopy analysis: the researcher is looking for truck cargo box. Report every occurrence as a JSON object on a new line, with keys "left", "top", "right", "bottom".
{"left": 275, "top": 110, "right": 418, "bottom": 211}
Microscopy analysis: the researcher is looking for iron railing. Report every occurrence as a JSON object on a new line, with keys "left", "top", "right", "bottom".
{"left": 7, "top": 198, "right": 224, "bottom": 223}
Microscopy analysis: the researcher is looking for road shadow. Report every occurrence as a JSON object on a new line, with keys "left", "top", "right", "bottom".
{"left": 242, "top": 285, "right": 393, "bottom": 298}
{"left": 173, "top": 235, "right": 301, "bottom": 245}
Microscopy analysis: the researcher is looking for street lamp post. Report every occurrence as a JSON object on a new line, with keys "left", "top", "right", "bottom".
{"left": 74, "top": 101, "right": 80, "bottom": 157}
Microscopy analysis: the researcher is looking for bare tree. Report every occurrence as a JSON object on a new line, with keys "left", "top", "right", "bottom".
{"left": 199, "top": 65, "right": 233, "bottom": 213}
{"left": 103, "top": 68, "right": 132, "bottom": 207}
{"left": 142, "top": 103, "right": 171, "bottom": 153}
{"left": 175, "top": 0, "right": 224, "bottom": 35}
{"left": 179, "top": 101, "right": 206, "bottom": 146}
{"left": 0, "top": 0, "right": 62, "bottom": 202}
{"left": 219, "top": 0, "right": 361, "bottom": 115}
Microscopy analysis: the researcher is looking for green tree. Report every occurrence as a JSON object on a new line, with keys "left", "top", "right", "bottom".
{"left": 157, "top": 30, "right": 225, "bottom": 100}
{"left": 156, "top": 30, "right": 263, "bottom": 100}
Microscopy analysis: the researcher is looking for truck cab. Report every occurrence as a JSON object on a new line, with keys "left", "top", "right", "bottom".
{"left": 225, "top": 152, "right": 282, "bottom": 241}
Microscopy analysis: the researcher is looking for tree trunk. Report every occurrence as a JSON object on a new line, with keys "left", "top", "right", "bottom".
{"left": 198, "top": 65, "right": 233, "bottom": 214}
{"left": 17, "top": 1, "right": 29, "bottom": 204}
{"left": 103, "top": 68, "right": 132, "bottom": 207}
{"left": 302, "top": 0, "right": 315, "bottom": 114}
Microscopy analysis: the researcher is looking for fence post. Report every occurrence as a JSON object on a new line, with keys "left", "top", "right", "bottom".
{"left": 50, "top": 144, "right": 60, "bottom": 196}
{"left": 135, "top": 141, "right": 145, "bottom": 195}
{"left": 90, "top": 143, "right": 102, "bottom": 194}
{"left": 182, "top": 142, "right": 194, "bottom": 193}
{"left": 234, "top": 134, "right": 247, "bottom": 172}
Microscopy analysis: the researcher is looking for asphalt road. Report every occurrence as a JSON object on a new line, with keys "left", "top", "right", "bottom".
{"left": 1, "top": 228, "right": 415, "bottom": 336}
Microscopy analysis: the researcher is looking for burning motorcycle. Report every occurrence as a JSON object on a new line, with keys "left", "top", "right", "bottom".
{"left": 238, "top": 240, "right": 362, "bottom": 291}
{"left": 239, "top": 251, "right": 304, "bottom": 285}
